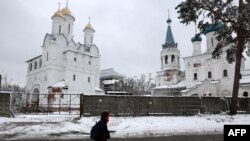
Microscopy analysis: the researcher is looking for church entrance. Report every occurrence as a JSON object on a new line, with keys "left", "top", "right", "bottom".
{"left": 31, "top": 88, "right": 39, "bottom": 106}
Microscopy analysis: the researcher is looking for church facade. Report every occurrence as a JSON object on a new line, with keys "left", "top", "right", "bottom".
{"left": 26, "top": 3, "right": 101, "bottom": 103}
{"left": 152, "top": 16, "right": 250, "bottom": 97}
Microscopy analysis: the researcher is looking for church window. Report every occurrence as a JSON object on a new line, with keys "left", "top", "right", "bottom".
{"left": 89, "top": 60, "right": 91, "bottom": 65}
{"left": 194, "top": 73, "right": 198, "bottom": 80}
{"left": 91, "top": 37, "right": 93, "bottom": 44}
{"left": 74, "top": 57, "right": 77, "bottom": 62}
{"left": 211, "top": 38, "right": 214, "bottom": 47}
{"left": 208, "top": 71, "right": 212, "bottom": 79}
{"left": 243, "top": 92, "right": 248, "bottom": 97}
{"left": 193, "top": 63, "right": 201, "bottom": 67}
{"left": 39, "top": 59, "right": 42, "bottom": 68}
{"left": 46, "top": 52, "right": 49, "bottom": 61}
{"left": 88, "top": 77, "right": 90, "bottom": 83}
{"left": 34, "top": 61, "right": 37, "bottom": 70}
{"left": 29, "top": 63, "right": 32, "bottom": 71}
{"left": 171, "top": 55, "right": 175, "bottom": 64}
{"left": 165, "top": 56, "right": 168, "bottom": 64}
{"left": 68, "top": 24, "right": 70, "bottom": 34}
{"left": 73, "top": 75, "right": 76, "bottom": 81}
{"left": 59, "top": 25, "right": 61, "bottom": 33}
{"left": 209, "top": 93, "right": 212, "bottom": 96}
{"left": 223, "top": 69, "right": 228, "bottom": 77}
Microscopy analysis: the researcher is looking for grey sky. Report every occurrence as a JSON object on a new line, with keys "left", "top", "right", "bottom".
{"left": 0, "top": 0, "right": 249, "bottom": 86}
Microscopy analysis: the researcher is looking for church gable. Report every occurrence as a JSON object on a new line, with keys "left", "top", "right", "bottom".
{"left": 184, "top": 79, "right": 219, "bottom": 96}
{"left": 42, "top": 34, "right": 56, "bottom": 47}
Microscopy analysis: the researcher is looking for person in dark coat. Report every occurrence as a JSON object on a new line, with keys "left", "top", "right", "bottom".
{"left": 94, "top": 111, "right": 110, "bottom": 141}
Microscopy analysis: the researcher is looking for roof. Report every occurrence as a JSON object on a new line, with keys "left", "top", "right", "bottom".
{"left": 203, "top": 23, "right": 224, "bottom": 34}
{"left": 240, "top": 70, "right": 250, "bottom": 84}
{"left": 26, "top": 55, "right": 42, "bottom": 62}
{"left": 48, "top": 80, "right": 68, "bottom": 89}
{"left": 191, "top": 34, "right": 202, "bottom": 42}
{"left": 152, "top": 81, "right": 186, "bottom": 89}
{"left": 165, "top": 21, "right": 175, "bottom": 44}
{"left": 102, "top": 79, "right": 119, "bottom": 85}
{"left": 100, "top": 68, "right": 123, "bottom": 80}
{"left": 95, "top": 87, "right": 104, "bottom": 92}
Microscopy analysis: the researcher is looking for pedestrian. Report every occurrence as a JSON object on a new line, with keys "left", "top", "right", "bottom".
{"left": 90, "top": 111, "right": 110, "bottom": 141}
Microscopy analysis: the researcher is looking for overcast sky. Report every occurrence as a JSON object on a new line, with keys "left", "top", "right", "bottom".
{"left": 0, "top": 0, "right": 249, "bottom": 86}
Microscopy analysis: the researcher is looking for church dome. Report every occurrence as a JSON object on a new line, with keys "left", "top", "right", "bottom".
{"left": 203, "top": 23, "right": 224, "bottom": 34}
{"left": 167, "top": 18, "right": 172, "bottom": 23}
{"left": 191, "top": 34, "right": 202, "bottom": 42}
{"left": 53, "top": 10, "right": 64, "bottom": 17}
{"left": 61, "top": 7, "right": 73, "bottom": 16}
{"left": 84, "top": 23, "right": 95, "bottom": 31}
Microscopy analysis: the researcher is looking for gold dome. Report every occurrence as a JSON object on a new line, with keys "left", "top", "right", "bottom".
{"left": 53, "top": 10, "right": 64, "bottom": 17}
{"left": 61, "top": 7, "right": 72, "bottom": 16}
{"left": 84, "top": 23, "right": 95, "bottom": 31}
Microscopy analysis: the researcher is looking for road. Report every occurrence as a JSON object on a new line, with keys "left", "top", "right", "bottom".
{"left": 3, "top": 134, "right": 223, "bottom": 141}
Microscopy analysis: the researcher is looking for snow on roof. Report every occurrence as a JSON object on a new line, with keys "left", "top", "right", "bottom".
{"left": 240, "top": 75, "right": 250, "bottom": 84}
{"left": 95, "top": 87, "right": 104, "bottom": 92}
{"left": 181, "top": 89, "right": 190, "bottom": 93}
{"left": 49, "top": 80, "right": 67, "bottom": 88}
{"left": 102, "top": 79, "right": 119, "bottom": 85}
{"left": 241, "top": 69, "right": 250, "bottom": 75}
{"left": 107, "top": 91, "right": 129, "bottom": 94}
{"left": 210, "top": 80, "right": 219, "bottom": 84}
{"left": 100, "top": 68, "right": 123, "bottom": 80}
{"left": 153, "top": 81, "right": 186, "bottom": 89}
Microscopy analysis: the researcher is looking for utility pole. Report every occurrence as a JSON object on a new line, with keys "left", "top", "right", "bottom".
{"left": 231, "top": 0, "right": 244, "bottom": 115}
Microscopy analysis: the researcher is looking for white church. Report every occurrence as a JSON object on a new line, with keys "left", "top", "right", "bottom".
{"left": 26, "top": 3, "right": 102, "bottom": 103}
{"left": 152, "top": 15, "right": 250, "bottom": 97}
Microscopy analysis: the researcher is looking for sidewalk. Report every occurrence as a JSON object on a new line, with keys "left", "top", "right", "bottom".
{"left": 2, "top": 134, "right": 223, "bottom": 141}
{"left": 0, "top": 114, "right": 249, "bottom": 140}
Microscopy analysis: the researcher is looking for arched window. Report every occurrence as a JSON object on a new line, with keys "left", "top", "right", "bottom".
{"left": 171, "top": 55, "right": 175, "bottom": 64}
{"left": 34, "top": 61, "right": 37, "bottom": 70}
{"left": 46, "top": 52, "right": 49, "bottom": 61}
{"left": 88, "top": 77, "right": 90, "bottom": 83}
{"left": 243, "top": 92, "right": 248, "bottom": 97}
{"left": 73, "top": 74, "right": 76, "bottom": 81}
{"left": 29, "top": 63, "right": 32, "bottom": 71}
{"left": 39, "top": 59, "right": 42, "bottom": 68}
{"left": 223, "top": 69, "right": 228, "bottom": 77}
{"left": 211, "top": 38, "right": 214, "bottom": 47}
{"left": 68, "top": 24, "right": 70, "bottom": 34}
{"left": 59, "top": 25, "right": 61, "bottom": 33}
{"left": 194, "top": 73, "right": 197, "bottom": 80}
{"left": 208, "top": 71, "right": 212, "bottom": 79}
{"left": 165, "top": 56, "right": 168, "bottom": 64}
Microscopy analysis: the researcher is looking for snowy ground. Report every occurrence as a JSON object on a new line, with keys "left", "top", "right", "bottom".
{"left": 0, "top": 114, "right": 250, "bottom": 140}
